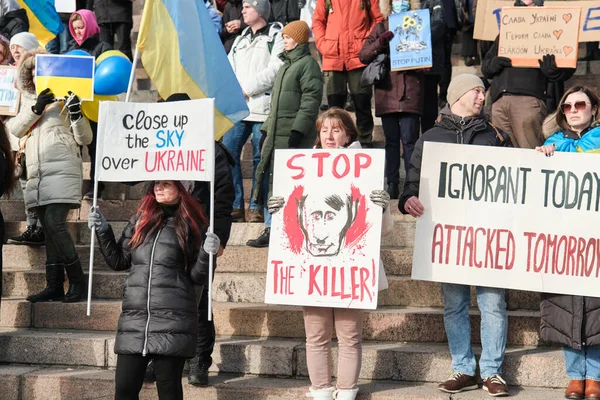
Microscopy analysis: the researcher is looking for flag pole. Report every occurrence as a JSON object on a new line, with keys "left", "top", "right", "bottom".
{"left": 125, "top": 47, "right": 139, "bottom": 103}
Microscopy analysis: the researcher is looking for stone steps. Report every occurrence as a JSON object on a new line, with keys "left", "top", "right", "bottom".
{"left": 0, "top": 299, "right": 541, "bottom": 346}
{"left": 0, "top": 366, "right": 565, "bottom": 400}
{"left": 0, "top": 331, "right": 566, "bottom": 388}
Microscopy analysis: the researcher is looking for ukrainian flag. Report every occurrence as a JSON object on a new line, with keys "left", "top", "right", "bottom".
{"left": 16, "top": 0, "right": 63, "bottom": 46}
{"left": 35, "top": 55, "right": 95, "bottom": 101}
{"left": 137, "top": 0, "right": 249, "bottom": 140}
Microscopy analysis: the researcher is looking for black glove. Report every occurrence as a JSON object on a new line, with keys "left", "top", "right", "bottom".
{"left": 32, "top": 88, "right": 54, "bottom": 115}
{"left": 538, "top": 54, "right": 562, "bottom": 81}
{"left": 65, "top": 91, "right": 82, "bottom": 121}
{"left": 288, "top": 130, "right": 303, "bottom": 148}
{"left": 487, "top": 56, "right": 512, "bottom": 76}
{"left": 379, "top": 31, "right": 394, "bottom": 46}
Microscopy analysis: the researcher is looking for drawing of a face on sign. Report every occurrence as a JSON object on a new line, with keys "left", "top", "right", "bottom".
{"left": 283, "top": 185, "right": 371, "bottom": 257}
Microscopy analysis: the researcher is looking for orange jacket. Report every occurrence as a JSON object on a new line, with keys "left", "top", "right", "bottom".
{"left": 312, "top": 0, "right": 383, "bottom": 71}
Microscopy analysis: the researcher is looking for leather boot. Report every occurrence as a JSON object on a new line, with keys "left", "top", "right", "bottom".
{"left": 26, "top": 263, "right": 65, "bottom": 302}
{"left": 63, "top": 258, "right": 86, "bottom": 303}
{"left": 327, "top": 94, "right": 347, "bottom": 110}
{"left": 387, "top": 183, "right": 399, "bottom": 200}
{"left": 585, "top": 379, "right": 600, "bottom": 400}
{"left": 566, "top": 380, "right": 585, "bottom": 400}
{"left": 188, "top": 356, "right": 209, "bottom": 386}
{"left": 306, "top": 387, "right": 335, "bottom": 400}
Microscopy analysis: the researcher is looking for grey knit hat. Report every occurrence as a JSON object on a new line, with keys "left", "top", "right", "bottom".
{"left": 447, "top": 74, "right": 485, "bottom": 106}
{"left": 245, "top": 0, "right": 271, "bottom": 19}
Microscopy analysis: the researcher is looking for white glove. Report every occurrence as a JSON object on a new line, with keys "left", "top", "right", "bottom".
{"left": 370, "top": 190, "right": 390, "bottom": 211}
{"left": 268, "top": 196, "right": 285, "bottom": 214}
{"left": 88, "top": 206, "right": 109, "bottom": 232}
{"left": 203, "top": 232, "right": 220, "bottom": 255}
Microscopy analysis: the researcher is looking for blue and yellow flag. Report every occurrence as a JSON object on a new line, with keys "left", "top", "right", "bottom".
{"left": 35, "top": 55, "right": 95, "bottom": 101}
{"left": 137, "top": 0, "right": 249, "bottom": 140}
{"left": 16, "top": 0, "right": 63, "bottom": 46}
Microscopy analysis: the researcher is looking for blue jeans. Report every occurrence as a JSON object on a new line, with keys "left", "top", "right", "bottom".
{"left": 380, "top": 113, "right": 420, "bottom": 183}
{"left": 221, "top": 121, "right": 262, "bottom": 211}
{"left": 45, "top": 23, "right": 73, "bottom": 54}
{"left": 564, "top": 346, "right": 600, "bottom": 381}
{"left": 441, "top": 283, "right": 508, "bottom": 379}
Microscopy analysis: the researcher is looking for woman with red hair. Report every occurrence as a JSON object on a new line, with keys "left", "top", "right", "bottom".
{"left": 88, "top": 180, "right": 219, "bottom": 400}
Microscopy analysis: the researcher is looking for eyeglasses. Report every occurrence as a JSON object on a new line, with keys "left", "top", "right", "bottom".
{"left": 560, "top": 101, "right": 590, "bottom": 114}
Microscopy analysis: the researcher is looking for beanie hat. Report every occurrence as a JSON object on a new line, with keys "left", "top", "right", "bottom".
{"left": 447, "top": 74, "right": 485, "bottom": 106}
{"left": 9, "top": 32, "right": 39, "bottom": 52}
{"left": 244, "top": 0, "right": 271, "bottom": 19}
{"left": 281, "top": 21, "right": 310, "bottom": 45}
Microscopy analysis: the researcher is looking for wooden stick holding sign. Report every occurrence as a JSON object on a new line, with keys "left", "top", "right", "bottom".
{"left": 88, "top": 99, "right": 216, "bottom": 316}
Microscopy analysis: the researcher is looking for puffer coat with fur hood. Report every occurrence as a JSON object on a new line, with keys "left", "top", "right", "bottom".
{"left": 4, "top": 49, "right": 92, "bottom": 210}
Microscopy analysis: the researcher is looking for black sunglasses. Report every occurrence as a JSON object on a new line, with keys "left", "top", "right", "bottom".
{"left": 560, "top": 101, "right": 589, "bottom": 114}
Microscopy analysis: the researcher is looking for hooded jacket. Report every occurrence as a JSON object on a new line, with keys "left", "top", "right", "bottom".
{"left": 94, "top": 0, "right": 133, "bottom": 25}
{"left": 96, "top": 208, "right": 211, "bottom": 357}
{"left": 0, "top": 5, "right": 28, "bottom": 40}
{"left": 67, "top": 10, "right": 112, "bottom": 58}
{"left": 4, "top": 49, "right": 92, "bottom": 211}
{"left": 398, "top": 105, "right": 510, "bottom": 214}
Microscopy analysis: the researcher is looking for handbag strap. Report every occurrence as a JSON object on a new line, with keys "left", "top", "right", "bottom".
{"left": 16, "top": 121, "right": 39, "bottom": 160}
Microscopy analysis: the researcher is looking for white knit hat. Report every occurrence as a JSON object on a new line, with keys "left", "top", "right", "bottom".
{"left": 10, "top": 32, "right": 39, "bottom": 52}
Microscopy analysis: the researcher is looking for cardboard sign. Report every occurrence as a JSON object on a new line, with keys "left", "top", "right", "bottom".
{"left": 475, "top": 1, "right": 600, "bottom": 42}
{"left": 389, "top": 9, "right": 432, "bottom": 71}
{"left": 55, "top": 0, "right": 76, "bottom": 13}
{"left": 0, "top": 66, "right": 20, "bottom": 117}
{"left": 412, "top": 142, "right": 600, "bottom": 298}
{"left": 95, "top": 99, "right": 215, "bottom": 183}
{"left": 498, "top": 7, "right": 581, "bottom": 68}
{"left": 35, "top": 54, "right": 95, "bottom": 101}
{"left": 265, "top": 149, "right": 385, "bottom": 310}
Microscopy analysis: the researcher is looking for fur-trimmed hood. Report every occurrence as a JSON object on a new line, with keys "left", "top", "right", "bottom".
{"left": 16, "top": 48, "right": 48, "bottom": 98}
{"left": 379, "top": 0, "right": 421, "bottom": 18}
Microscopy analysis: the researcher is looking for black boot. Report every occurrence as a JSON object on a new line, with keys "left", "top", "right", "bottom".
{"left": 63, "top": 258, "right": 86, "bottom": 303}
{"left": 26, "top": 263, "right": 65, "bottom": 302}
{"left": 387, "top": 183, "right": 399, "bottom": 200}
{"left": 188, "top": 356, "right": 209, "bottom": 386}
{"left": 350, "top": 93, "right": 374, "bottom": 147}
{"left": 246, "top": 227, "right": 270, "bottom": 248}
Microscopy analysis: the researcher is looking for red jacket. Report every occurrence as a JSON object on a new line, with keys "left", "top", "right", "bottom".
{"left": 312, "top": 0, "right": 383, "bottom": 71}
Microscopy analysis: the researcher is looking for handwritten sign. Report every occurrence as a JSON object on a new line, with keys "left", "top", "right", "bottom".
{"left": 389, "top": 9, "right": 432, "bottom": 72}
{"left": 0, "top": 66, "right": 20, "bottom": 117}
{"left": 475, "top": 1, "right": 600, "bottom": 42}
{"left": 265, "top": 149, "right": 385, "bottom": 310}
{"left": 413, "top": 142, "right": 600, "bottom": 298}
{"left": 498, "top": 7, "right": 581, "bottom": 68}
{"left": 95, "top": 99, "right": 215, "bottom": 182}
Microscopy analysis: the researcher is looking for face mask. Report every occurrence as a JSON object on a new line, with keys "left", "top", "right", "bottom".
{"left": 392, "top": 0, "right": 409, "bottom": 13}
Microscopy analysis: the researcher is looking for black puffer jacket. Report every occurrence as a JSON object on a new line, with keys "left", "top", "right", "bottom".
{"left": 398, "top": 106, "right": 511, "bottom": 213}
{"left": 541, "top": 295, "right": 600, "bottom": 349}
{"left": 0, "top": 8, "right": 28, "bottom": 39}
{"left": 94, "top": 0, "right": 132, "bottom": 24}
{"left": 270, "top": 0, "right": 300, "bottom": 25}
{"left": 96, "top": 206, "right": 210, "bottom": 358}
{"left": 221, "top": 0, "right": 247, "bottom": 54}
{"left": 66, "top": 34, "right": 112, "bottom": 58}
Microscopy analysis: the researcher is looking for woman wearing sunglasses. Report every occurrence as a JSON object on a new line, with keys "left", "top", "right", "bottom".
{"left": 535, "top": 85, "right": 600, "bottom": 400}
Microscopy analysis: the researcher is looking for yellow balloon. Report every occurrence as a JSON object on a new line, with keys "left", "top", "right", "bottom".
{"left": 82, "top": 95, "right": 119, "bottom": 122}
{"left": 95, "top": 50, "right": 129, "bottom": 66}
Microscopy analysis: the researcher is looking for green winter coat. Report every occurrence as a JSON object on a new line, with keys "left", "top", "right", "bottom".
{"left": 253, "top": 43, "right": 323, "bottom": 206}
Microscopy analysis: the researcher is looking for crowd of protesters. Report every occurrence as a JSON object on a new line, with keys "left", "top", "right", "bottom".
{"left": 0, "top": 0, "right": 598, "bottom": 399}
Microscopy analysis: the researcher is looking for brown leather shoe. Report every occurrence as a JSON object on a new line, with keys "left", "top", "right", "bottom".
{"left": 585, "top": 379, "right": 600, "bottom": 400}
{"left": 482, "top": 375, "right": 509, "bottom": 397}
{"left": 565, "top": 380, "right": 585, "bottom": 400}
{"left": 247, "top": 209, "right": 264, "bottom": 223}
{"left": 438, "top": 373, "right": 478, "bottom": 393}
{"left": 231, "top": 208, "right": 246, "bottom": 222}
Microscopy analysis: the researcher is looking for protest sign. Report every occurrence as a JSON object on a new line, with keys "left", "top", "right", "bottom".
{"left": 95, "top": 99, "right": 215, "bottom": 182}
{"left": 412, "top": 142, "right": 600, "bottom": 298}
{"left": 475, "top": 1, "right": 600, "bottom": 42}
{"left": 35, "top": 54, "right": 95, "bottom": 101}
{"left": 389, "top": 9, "right": 432, "bottom": 71}
{"left": 55, "top": 0, "right": 76, "bottom": 13}
{"left": 265, "top": 149, "right": 385, "bottom": 310}
{"left": 0, "top": 66, "right": 20, "bottom": 116}
{"left": 498, "top": 7, "right": 581, "bottom": 68}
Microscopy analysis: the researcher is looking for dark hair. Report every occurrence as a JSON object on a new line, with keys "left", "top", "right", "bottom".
{"left": 556, "top": 86, "right": 600, "bottom": 132}
{"left": 130, "top": 181, "right": 208, "bottom": 268}
{"left": 314, "top": 107, "right": 359, "bottom": 148}
{"left": 0, "top": 121, "right": 15, "bottom": 197}
{"left": 0, "top": 39, "right": 11, "bottom": 65}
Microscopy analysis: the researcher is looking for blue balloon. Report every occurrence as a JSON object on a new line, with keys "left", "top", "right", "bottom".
{"left": 94, "top": 56, "right": 133, "bottom": 96}
{"left": 67, "top": 49, "right": 91, "bottom": 57}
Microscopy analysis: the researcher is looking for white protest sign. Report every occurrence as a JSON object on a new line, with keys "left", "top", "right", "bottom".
{"left": 265, "top": 149, "right": 385, "bottom": 310}
{"left": 55, "top": 0, "right": 76, "bottom": 13}
{"left": 0, "top": 66, "right": 20, "bottom": 117}
{"left": 96, "top": 99, "right": 215, "bottom": 182}
{"left": 413, "top": 142, "right": 600, "bottom": 297}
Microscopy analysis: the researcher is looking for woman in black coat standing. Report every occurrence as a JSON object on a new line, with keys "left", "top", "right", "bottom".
{"left": 0, "top": 120, "right": 17, "bottom": 312}
{"left": 88, "top": 180, "right": 220, "bottom": 400}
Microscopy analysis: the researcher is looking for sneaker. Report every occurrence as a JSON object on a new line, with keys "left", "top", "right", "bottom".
{"left": 247, "top": 209, "right": 264, "bottom": 223}
{"left": 246, "top": 227, "right": 270, "bottom": 248}
{"left": 9, "top": 225, "right": 45, "bottom": 246}
{"left": 438, "top": 372, "right": 478, "bottom": 394}
{"left": 482, "top": 375, "right": 509, "bottom": 397}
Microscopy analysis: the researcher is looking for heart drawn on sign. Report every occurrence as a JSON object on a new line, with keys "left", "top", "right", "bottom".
{"left": 553, "top": 29, "right": 563, "bottom": 39}
{"left": 563, "top": 13, "right": 572, "bottom": 24}
{"left": 564, "top": 46, "right": 574, "bottom": 57}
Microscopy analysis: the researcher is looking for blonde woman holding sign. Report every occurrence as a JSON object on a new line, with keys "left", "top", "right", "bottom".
{"left": 536, "top": 85, "right": 600, "bottom": 400}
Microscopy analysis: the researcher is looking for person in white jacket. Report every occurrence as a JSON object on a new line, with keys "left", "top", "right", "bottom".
{"left": 223, "top": 0, "right": 284, "bottom": 224}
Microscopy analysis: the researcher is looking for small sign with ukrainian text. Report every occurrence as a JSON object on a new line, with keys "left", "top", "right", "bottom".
{"left": 389, "top": 9, "right": 432, "bottom": 72}
{"left": 498, "top": 7, "right": 581, "bottom": 68}
{"left": 95, "top": 99, "right": 215, "bottom": 183}
{"left": 413, "top": 142, "right": 600, "bottom": 298}
{"left": 265, "top": 149, "right": 385, "bottom": 310}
